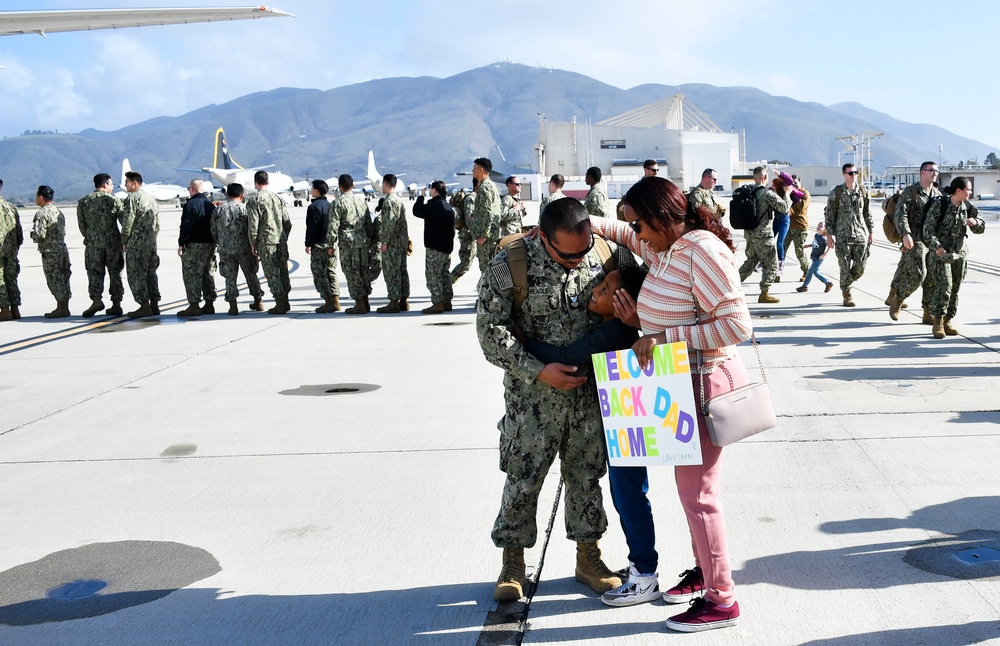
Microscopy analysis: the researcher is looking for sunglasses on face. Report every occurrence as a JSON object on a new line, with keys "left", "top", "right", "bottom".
{"left": 545, "top": 233, "right": 595, "bottom": 260}
{"left": 627, "top": 218, "right": 643, "bottom": 234}
{"left": 845, "top": 171, "right": 859, "bottom": 176}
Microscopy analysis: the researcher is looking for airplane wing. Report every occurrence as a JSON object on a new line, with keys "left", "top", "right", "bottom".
{"left": 0, "top": 6, "right": 292, "bottom": 38}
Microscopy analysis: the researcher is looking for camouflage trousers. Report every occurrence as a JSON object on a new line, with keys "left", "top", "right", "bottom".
{"left": 738, "top": 234, "right": 778, "bottom": 290}
{"left": 180, "top": 242, "right": 217, "bottom": 304}
{"left": 783, "top": 227, "right": 810, "bottom": 275}
{"left": 39, "top": 245, "right": 72, "bottom": 302}
{"left": 259, "top": 243, "right": 291, "bottom": 299}
{"left": 219, "top": 250, "right": 264, "bottom": 303}
{"left": 834, "top": 241, "right": 870, "bottom": 292}
{"left": 340, "top": 245, "right": 371, "bottom": 301}
{"left": 476, "top": 237, "right": 497, "bottom": 274}
{"left": 125, "top": 244, "right": 159, "bottom": 304}
{"left": 425, "top": 249, "right": 453, "bottom": 304}
{"left": 926, "top": 253, "right": 967, "bottom": 319}
{"left": 890, "top": 242, "right": 931, "bottom": 307}
{"left": 84, "top": 242, "right": 125, "bottom": 301}
{"left": 368, "top": 244, "right": 382, "bottom": 284}
{"left": 0, "top": 251, "right": 21, "bottom": 308}
{"left": 310, "top": 243, "right": 339, "bottom": 298}
{"left": 451, "top": 229, "right": 477, "bottom": 281}
{"left": 383, "top": 243, "right": 409, "bottom": 302}
{"left": 492, "top": 383, "right": 609, "bottom": 548}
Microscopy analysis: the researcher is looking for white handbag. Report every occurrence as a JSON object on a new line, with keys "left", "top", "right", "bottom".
{"left": 698, "top": 334, "right": 777, "bottom": 447}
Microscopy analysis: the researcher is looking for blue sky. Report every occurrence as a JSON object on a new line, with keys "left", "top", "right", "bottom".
{"left": 2, "top": 0, "right": 999, "bottom": 161}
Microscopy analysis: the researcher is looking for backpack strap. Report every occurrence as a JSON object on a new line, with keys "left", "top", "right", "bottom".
{"left": 593, "top": 236, "right": 615, "bottom": 274}
{"left": 503, "top": 236, "right": 529, "bottom": 311}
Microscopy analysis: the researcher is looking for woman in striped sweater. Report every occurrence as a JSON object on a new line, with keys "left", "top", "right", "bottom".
{"left": 590, "top": 176, "right": 753, "bottom": 633}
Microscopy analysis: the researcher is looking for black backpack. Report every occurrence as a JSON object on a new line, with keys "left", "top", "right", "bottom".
{"left": 729, "top": 184, "right": 765, "bottom": 229}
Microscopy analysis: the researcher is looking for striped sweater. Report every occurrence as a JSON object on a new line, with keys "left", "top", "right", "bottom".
{"left": 591, "top": 217, "right": 753, "bottom": 370}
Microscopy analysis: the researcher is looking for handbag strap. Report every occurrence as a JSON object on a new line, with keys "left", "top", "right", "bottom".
{"left": 688, "top": 247, "right": 767, "bottom": 413}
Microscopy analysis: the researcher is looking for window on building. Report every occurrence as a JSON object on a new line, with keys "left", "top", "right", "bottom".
{"left": 814, "top": 179, "right": 827, "bottom": 188}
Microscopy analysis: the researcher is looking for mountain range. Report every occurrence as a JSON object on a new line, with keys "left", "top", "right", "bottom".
{"left": 0, "top": 62, "right": 993, "bottom": 200}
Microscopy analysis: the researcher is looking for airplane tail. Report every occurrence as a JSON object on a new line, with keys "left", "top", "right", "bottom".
{"left": 121, "top": 158, "right": 131, "bottom": 188}
{"left": 212, "top": 128, "right": 243, "bottom": 170}
{"left": 367, "top": 150, "right": 379, "bottom": 182}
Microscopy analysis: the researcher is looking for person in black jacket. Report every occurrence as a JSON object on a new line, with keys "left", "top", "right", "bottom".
{"left": 305, "top": 179, "right": 338, "bottom": 313}
{"left": 177, "top": 179, "right": 217, "bottom": 317}
{"left": 412, "top": 180, "right": 456, "bottom": 313}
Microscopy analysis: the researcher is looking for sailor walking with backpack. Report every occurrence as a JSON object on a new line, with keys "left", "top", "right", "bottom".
{"left": 736, "top": 167, "right": 789, "bottom": 303}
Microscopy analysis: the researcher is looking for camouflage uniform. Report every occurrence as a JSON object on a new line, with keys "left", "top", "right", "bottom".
{"left": 0, "top": 197, "right": 23, "bottom": 310}
{"left": 31, "top": 204, "right": 72, "bottom": 302}
{"left": 77, "top": 190, "right": 125, "bottom": 301}
{"left": 891, "top": 183, "right": 941, "bottom": 305}
{"left": 584, "top": 185, "right": 609, "bottom": 218}
{"left": 688, "top": 185, "right": 722, "bottom": 216}
{"left": 211, "top": 200, "right": 264, "bottom": 303}
{"left": 426, "top": 249, "right": 453, "bottom": 304}
{"left": 306, "top": 196, "right": 338, "bottom": 299}
{"left": 477, "top": 237, "right": 613, "bottom": 548}
{"left": 824, "top": 184, "right": 873, "bottom": 292}
{"left": 379, "top": 192, "right": 409, "bottom": 302}
{"left": 538, "top": 189, "right": 566, "bottom": 212}
{"left": 332, "top": 190, "right": 373, "bottom": 302}
{"left": 247, "top": 189, "right": 292, "bottom": 299}
{"left": 784, "top": 189, "right": 811, "bottom": 276}
{"left": 922, "top": 197, "right": 985, "bottom": 319}
{"left": 738, "top": 187, "right": 787, "bottom": 290}
{"left": 451, "top": 191, "right": 478, "bottom": 281}
{"left": 471, "top": 178, "right": 501, "bottom": 272}
{"left": 121, "top": 188, "right": 160, "bottom": 304}
{"left": 499, "top": 193, "right": 526, "bottom": 238}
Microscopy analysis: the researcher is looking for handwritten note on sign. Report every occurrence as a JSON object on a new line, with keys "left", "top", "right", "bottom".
{"left": 591, "top": 341, "right": 702, "bottom": 467}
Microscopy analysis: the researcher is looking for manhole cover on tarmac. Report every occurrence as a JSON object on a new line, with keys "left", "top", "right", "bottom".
{"left": 0, "top": 541, "right": 220, "bottom": 625}
{"left": 905, "top": 530, "right": 1000, "bottom": 580}
{"left": 279, "top": 383, "right": 381, "bottom": 397}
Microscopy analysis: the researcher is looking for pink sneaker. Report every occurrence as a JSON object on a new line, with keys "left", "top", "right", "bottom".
{"left": 661, "top": 567, "right": 704, "bottom": 604}
{"left": 665, "top": 598, "right": 740, "bottom": 632}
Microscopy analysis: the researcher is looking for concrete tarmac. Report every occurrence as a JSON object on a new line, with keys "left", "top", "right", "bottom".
{"left": 1, "top": 196, "right": 999, "bottom": 645}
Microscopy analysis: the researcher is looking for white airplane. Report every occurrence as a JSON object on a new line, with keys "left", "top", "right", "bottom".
{"left": 202, "top": 128, "right": 309, "bottom": 206}
{"left": 361, "top": 150, "right": 455, "bottom": 199}
{"left": 0, "top": 6, "right": 291, "bottom": 38}
{"left": 115, "top": 158, "right": 190, "bottom": 205}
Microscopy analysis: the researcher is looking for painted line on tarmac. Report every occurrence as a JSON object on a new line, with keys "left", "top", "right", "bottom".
{"left": 0, "top": 260, "right": 299, "bottom": 357}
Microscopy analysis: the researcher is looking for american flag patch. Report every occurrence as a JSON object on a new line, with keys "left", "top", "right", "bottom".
{"left": 490, "top": 262, "right": 514, "bottom": 291}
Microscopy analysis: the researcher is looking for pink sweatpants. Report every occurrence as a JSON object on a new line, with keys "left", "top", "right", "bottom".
{"left": 675, "top": 354, "right": 749, "bottom": 606}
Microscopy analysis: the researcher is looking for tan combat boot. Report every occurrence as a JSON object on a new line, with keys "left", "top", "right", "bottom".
{"left": 106, "top": 300, "right": 123, "bottom": 316}
{"left": 345, "top": 296, "right": 370, "bottom": 315}
{"left": 250, "top": 297, "right": 265, "bottom": 312}
{"left": 757, "top": 290, "right": 779, "bottom": 304}
{"left": 922, "top": 307, "right": 933, "bottom": 325}
{"left": 228, "top": 301, "right": 239, "bottom": 316}
{"left": 44, "top": 301, "right": 71, "bottom": 319}
{"left": 267, "top": 296, "right": 290, "bottom": 315}
{"left": 575, "top": 541, "right": 622, "bottom": 594}
{"left": 82, "top": 298, "right": 105, "bottom": 318}
{"left": 842, "top": 289, "right": 856, "bottom": 307}
{"left": 177, "top": 302, "right": 202, "bottom": 317}
{"left": 932, "top": 316, "right": 945, "bottom": 339}
{"left": 421, "top": 302, "right": 445, "bottom": 314}
{"left": 315, "top": 296, "right": 337, "bottom": 314}
{"left": 201, "top": 301, "right": 215, "bottom": 315}
{"left": 943, "top": 317, "right": 958, "bottom": 336}
{"left": 443, "top": 299, "right": 453, "bottom": 311}
{"left": 0, "top": 307, "right": 12, "bottom": 322}
{"left": 400, "top": 299, "right": 410, "bottom": 311}
{"left": 494, "top": 547, "right": 528, "bottom": 602}
{"left": 128, "top": 301, "right": 153, "bottom": 319}
{"left": 376, "top": 300, "right": 401, "bottom": 314}
{"left": 888, "top": 293, "right": 903, "bottom": 321}
{"left": 331, "top": 295, "right": 340, "bottom": 312}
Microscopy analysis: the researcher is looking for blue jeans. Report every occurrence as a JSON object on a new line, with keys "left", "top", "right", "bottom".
{"left": 772, "top": 215, "right": 790, "bottom": 262}
{"left": 608, "top": 464, "right": 657, "bottom": 574}
{"left": 802, "top": 258, "right": 830, "bottom": 288}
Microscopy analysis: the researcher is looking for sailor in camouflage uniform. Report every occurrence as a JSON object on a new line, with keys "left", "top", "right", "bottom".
{"left": 739, "top": 168, "right": 788, "bottom": 303}
{"left": 888, "top": 162, "right": 941, "bottom": 322}
{"left": 499, "top": 176, "right": 527, "bottom": 238}
{"left": 922, "top": 176, "right": 985, "bottom": 339}
{"left": 824, "top": 163, "right": 873, "bottom": 307}
{"left": 450, "top": 179, "right": 478, "bottom": 283}
{"left": 31, "top": 185, "right": 72, "bottom": 318}
{"left": 330, "top": 174, "right": 373, "bottom": 315}
{"left": 0, "top": 179, "right": 23, "bottom": 321}
{"left": 77, "top": 173, "right": 125, "bottom": 317}
{"left": 538, "top": 174, "right": 566, "bottom": 212}
{"left": 584, "top": 167, "right": 609, "bottom": 218}
{"left": 375, "top": 174, "right": 409, "bottom": 314}
{"left": 211, "top": 183, "right": 264, "bottom": 316}
{"left": 247, "top": 171, "right": 293, "bottom": 315}
{"left": 688, "top": 168, "right": 724, "bottom": 217}
{"left": 120, "top": 171, "right": 160, "bottom": 318}
{"left": 470, "top": 158, "right": 501, "bottom": 273}
{"left": 477, "top": 197, "right": 624, "bottom": 602}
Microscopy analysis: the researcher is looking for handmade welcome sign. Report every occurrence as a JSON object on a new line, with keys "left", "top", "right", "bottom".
{"left": 591, "top": 341, "right": 702, "bottom": 467}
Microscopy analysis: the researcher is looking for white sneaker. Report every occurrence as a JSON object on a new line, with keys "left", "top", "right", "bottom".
{"left": 600, "top": 566, "right": 660, "bottom": 607}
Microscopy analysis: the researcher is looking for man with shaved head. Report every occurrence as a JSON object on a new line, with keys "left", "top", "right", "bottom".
{"left": 176, "top": 178, "right": 218, "bottom": 317}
